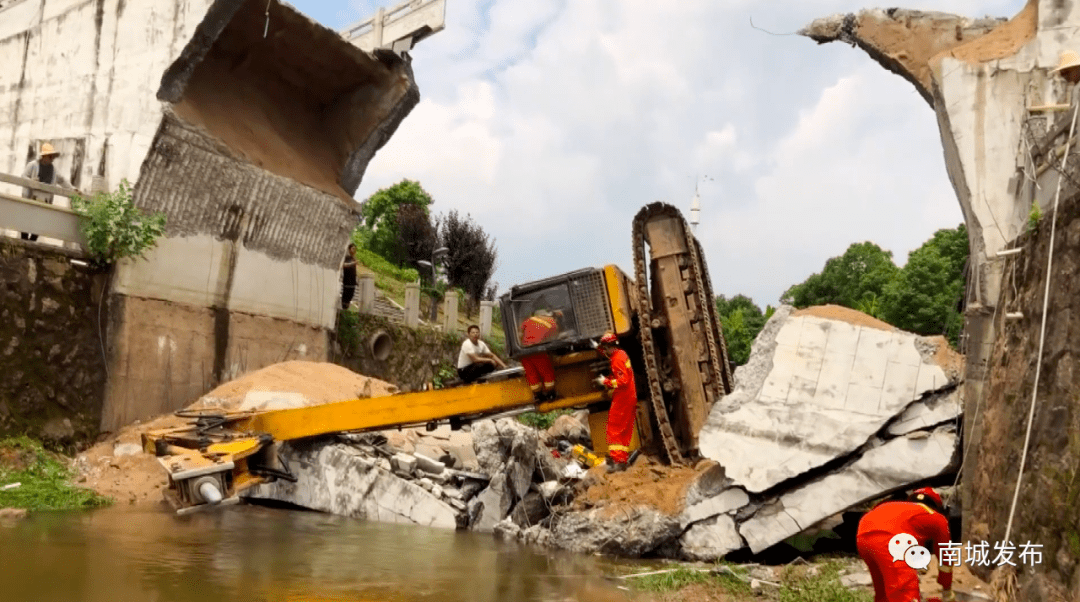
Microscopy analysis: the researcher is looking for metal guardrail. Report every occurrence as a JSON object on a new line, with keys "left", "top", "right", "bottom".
{"left": 341, "top": 0, "right": 446, "bottom": 53}
{"left": 0, "top": 172, "right": 87, "bottom": 246}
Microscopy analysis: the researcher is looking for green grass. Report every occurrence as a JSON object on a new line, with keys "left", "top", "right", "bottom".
{"left": 777, "top": 561, "right": 872, "bottom": 602}
{"left": 0, "top": 436, "right": 111, "bottom": 512}
{"left": 627, "top": 565, "right": 753, "bottom": 598}
{"left": 517, "top": 409, "right": 574, "bottom": 430}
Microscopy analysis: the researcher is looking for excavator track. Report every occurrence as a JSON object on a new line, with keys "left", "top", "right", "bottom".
{"left": 632, "top": 202, "right": 730, "bottom": 464}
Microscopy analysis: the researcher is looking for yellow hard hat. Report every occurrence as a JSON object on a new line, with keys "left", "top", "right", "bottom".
{"left": 39, "top": 142, "right": 59, "bottom": 157}
{"left": 1052, "top": 50, "right": 1080, "bottom": 73}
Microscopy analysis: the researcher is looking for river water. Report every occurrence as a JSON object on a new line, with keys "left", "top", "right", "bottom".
{"left": 0, "top": 505, "right": 642, "bottom": 602}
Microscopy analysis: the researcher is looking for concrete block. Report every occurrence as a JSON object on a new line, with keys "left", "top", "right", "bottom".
{"left": 390, "top": 453, "right": 417, "bottom": 476}
{"left": 797, "top": 318, "right": 829, "bottom": 353}
{"left": 879, "top": 361, "right": 920, "bottom": 413}
{"left": 681, "top": 488, "right": 750, "bottom": 528}
{"left": 413, "top": 452, "right": 445, "bottom": 475}
{"left": 680, "top": 515, "right": 744, "bottom": 562}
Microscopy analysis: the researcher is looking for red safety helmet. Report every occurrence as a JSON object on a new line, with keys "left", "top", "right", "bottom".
{"left": 599, "top": 331, "right": 618, "bottom": 345}
{"left": 910, "top": 487, "right": 944, "bottom": 511}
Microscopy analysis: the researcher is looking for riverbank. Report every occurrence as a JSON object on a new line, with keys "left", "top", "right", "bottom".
{"left": 0, "top": 436, "right": 111, "bottom": 515}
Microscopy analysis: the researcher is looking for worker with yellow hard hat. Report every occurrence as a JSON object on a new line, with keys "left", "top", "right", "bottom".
{"left": 20, "top": 142, "right": 77, "bottom": 241}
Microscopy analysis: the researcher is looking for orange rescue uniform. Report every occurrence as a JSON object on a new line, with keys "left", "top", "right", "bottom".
{"left": 520, "top": 315, "right": 558, "bottom": 393}
{"left": 856, "top": 501, "right": 953, "bottom": 602}
{"left": 600, "top": 348, "right": 637, "bottom": 464}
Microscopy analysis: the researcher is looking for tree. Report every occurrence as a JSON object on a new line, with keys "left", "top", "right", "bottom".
{"left": 715, "top": 294, "right": 767, "bottom": 366}
{"left": 781, "top": 242, "right": 899, "bottom": 312}
{"left": 882, "top": 224, "right": 968, "bottom": 345}
{"left": 357, "top": 179, "right": 434, "bottom": 265}
{"left": 440, "top": 210, "right": 498, "bottom": 317}
{"left": 396, "top": 203, "right": 438, "bottom": 272}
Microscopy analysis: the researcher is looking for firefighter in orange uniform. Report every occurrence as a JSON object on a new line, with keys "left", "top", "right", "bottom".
{"left": 594, "top": 331, "right": 639, "bottom": 473}
{"left": 856, "top": 487, "right": 955, "bottom": 602}
{"left": 520, "top": 309, "right": 560, "bottom": 401}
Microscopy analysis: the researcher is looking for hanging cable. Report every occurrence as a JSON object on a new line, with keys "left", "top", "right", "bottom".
{"left": 1003, "top": 94, "right": 1080, "bottom": 545}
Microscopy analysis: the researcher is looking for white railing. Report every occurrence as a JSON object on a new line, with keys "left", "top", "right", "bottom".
{"left": 0, "top": 172, "right": 87, "bottom": 246}
{"left": 341, "top": 0, "right": 446, "bottom": 53}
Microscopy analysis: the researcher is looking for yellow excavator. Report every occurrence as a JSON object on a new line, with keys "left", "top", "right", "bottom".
{"left": 143, "top": 202, "right": 734, "bottom": 513}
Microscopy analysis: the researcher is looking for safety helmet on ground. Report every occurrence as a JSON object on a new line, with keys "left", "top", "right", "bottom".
{"left": 599, "top": 332, "right": 618, "bottom": 345}
{"left": 909, "top": 486, "right": 944, "bottom": 512}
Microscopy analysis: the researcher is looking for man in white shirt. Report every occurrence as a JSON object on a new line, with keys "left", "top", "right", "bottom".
{"left": 457, "top": 324, "right": 506, "bottom": 383}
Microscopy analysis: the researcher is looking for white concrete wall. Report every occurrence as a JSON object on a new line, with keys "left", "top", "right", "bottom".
{"left": 933, "top": 0, "right": 1080, "bottom": 305}
{"left": 113, "top": 236, "right": 339, "bottom": 329}
{"left": 0, "top": 0, "right": 213, "bottom": 199}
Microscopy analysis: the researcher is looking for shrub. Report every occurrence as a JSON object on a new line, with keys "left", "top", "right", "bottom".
{"left": 0, "top": 436, "right": 111, "bottom": 511}
{"left": 70, "top": 179, "right": 166, "bottom": 268}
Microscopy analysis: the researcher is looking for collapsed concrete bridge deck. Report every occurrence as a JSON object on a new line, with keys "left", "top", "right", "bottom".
{"left": 0, "top": 0, "right": 420, "bottom": 435}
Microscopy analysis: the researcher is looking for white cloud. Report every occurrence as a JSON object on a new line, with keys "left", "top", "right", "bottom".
{"left": 338, "top": 0, "right": 1028, "bottom": 309}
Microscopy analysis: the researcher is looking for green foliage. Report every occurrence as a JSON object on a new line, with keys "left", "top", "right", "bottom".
{"left": 1028, "top": 200, "right": 1043, "bottom": 233}
{"left": 715, "top": 294, "right": 768, "bottom": 366}
{"left": 336, "top": 309, "right": 361, "bottom": 355}
{"left": 780, "top": 226, "right": 969, "bottom": 348}
{"left": 441, "top": 209, "right": 498, "bottom": 315}
{"left": 350, "top": 237, "right": 419, "bottom": 282}
{"left": 69, "top": 179, "right": 165, "bottom": 267}
{"left": 777, "top": 561, "right": 872, "bottom": 602}
{"left": 431, "top": 362, "right": 457, "bottom": 389}
{"left": 517, "top": 409, "right": 573, "bottom": 430}
{"left": 357, "top": 179, "right": 435, "bottom": 265}
{"left": 627, "top": 565, "right": 751, "bottom": 597}
{"left": 781, "top": 242, "right": 899, "bottom": 310}
{"left": 881, "top": 224, "right": 968, "bottom": 346}
{"left": 0, "top": 436, "right": 111, "bottom": 511}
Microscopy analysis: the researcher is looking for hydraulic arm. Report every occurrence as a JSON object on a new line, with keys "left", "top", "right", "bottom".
{"left": 143, "top": 352, "right": 609, "bottom": 513}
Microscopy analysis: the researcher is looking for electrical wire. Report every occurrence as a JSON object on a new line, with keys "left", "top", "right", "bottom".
{"left": 1003, "top": 94, "right": 1080, "bottom": 545}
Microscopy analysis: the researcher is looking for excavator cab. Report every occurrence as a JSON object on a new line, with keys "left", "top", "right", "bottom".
{"left": 498, "top": 266, "right": 637, "bottom": 359}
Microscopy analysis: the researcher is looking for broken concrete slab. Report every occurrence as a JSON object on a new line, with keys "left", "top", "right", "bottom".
{"left": 244, "top": 441, "right": 457, "bottom": 529}
{"left": 390, "top": 453, "right": 417, "bottom": 476}
{"left": 680, "top": 515, "right": 744, "bottom": 562}
{"left": 887, "top": 389, "right": 961, "bottom": 436}
{"left": 699, "top": 305, "right": 962, "bottom": 493}
{"left": 738, "top": 428, "right": 957, "bottom": 553}
{"left": 680, "top": 488, "right": 749, "bottom": 529}
{"left": 468, "top": 473, "right": 513, "bottom": 533}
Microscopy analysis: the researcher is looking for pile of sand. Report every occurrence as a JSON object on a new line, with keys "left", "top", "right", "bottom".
{"left": 576, "top": 457, "right": 710, "bottom": 517}
{"left": 793, "top": 305, "right": 896, "bottom": 331}
{"left": 75, "top": 361, "right": 398, "bottom": 507}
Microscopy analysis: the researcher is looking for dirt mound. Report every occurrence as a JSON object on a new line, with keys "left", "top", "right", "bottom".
{"left": 576, "top": 457, "right": 709, "bottom": 517}
{"left": 793, "top": 305, "right": 896, "bottom": 331}
{"left": 191, "top": 361, "right": 398, "bottom": 411}
{"left": 75, "top": 362, "right": 397, "bottom": 507}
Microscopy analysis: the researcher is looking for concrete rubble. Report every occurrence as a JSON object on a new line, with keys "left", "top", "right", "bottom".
{"left": 245, "top": 305, "right": 963, "bottom": 562}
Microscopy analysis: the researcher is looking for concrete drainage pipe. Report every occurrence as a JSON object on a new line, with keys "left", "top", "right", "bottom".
{"left": 369, "top": 330, "right": 393, "bottom": 361}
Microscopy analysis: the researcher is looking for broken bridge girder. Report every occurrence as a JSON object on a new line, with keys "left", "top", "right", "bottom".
{"left": 342, "top": 0, "right": 446, "bottom": 55}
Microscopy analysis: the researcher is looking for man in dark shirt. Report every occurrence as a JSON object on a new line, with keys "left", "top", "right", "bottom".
{"left": 341, "top": 243, "right": 357, "bottom": 310}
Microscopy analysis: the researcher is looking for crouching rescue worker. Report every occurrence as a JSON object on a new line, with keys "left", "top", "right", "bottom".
{"left": 520, "top": 309, "right": 561, "bottom": 401}
{"left": 594, "top": 331, "right": 639, "bottom": 473}
{"left": 856, "top": 487, "right": 955, "bottom": 602}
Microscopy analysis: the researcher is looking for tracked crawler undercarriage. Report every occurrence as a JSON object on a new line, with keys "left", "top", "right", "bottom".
{"left": 632, "top": 202, "right": 734, "bottom": 464}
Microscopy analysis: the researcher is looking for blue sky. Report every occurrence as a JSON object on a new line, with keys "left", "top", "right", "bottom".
{"left": 288, "top": 0, "right": 1026, "bottom": 308}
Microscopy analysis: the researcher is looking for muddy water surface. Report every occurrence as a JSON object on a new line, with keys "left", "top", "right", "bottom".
{"left": 0, "top": 505, "right": 637, "bottom": 602}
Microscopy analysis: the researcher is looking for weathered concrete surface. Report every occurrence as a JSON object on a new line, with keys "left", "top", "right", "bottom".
{"left": 244, "top": 440, "right": 458, "bottom": 529}
{"left": 699, "top": 305, "right": 962, "bottom": 493}
{"left": 0, "top": 239, "right": 109, "bottom": 450}
{"left": 100, "top": 295, "right": 327, "bottom": 431}
{"left": 739, "top": 428, "right": 957, "bottom": 553}
{"left": 680, "top": 515, "right": 744, "bottom": 562}
{"left": 803, "top": 2, "right": 1080, "bottom": 597}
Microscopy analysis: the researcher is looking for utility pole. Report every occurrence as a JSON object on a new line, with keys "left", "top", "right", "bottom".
{"left": 690, "top": 184, "right": 700, "bottom": 234}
